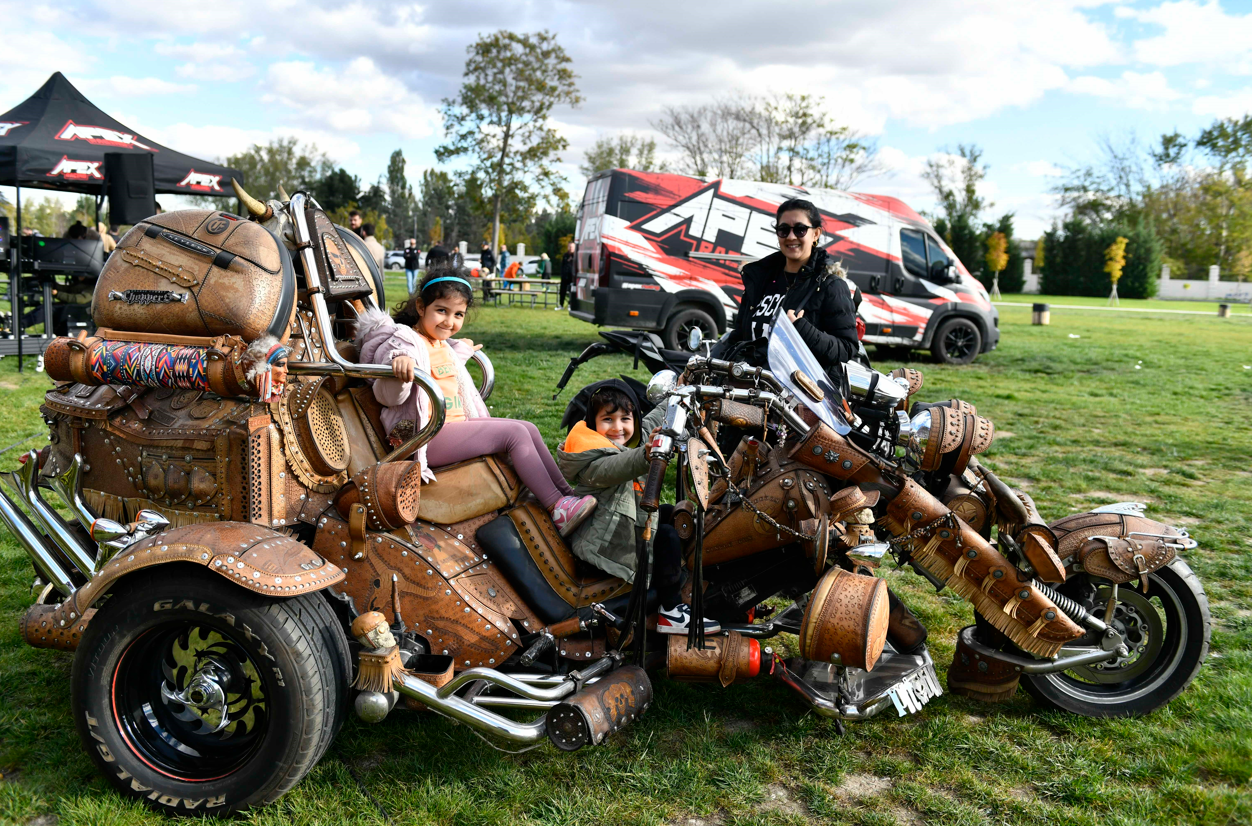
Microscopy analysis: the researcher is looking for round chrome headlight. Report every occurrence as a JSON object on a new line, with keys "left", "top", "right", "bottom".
{"left": 905, "top": 409, "right": 932, "bottom": 468}
{"left": 646, "top": 369, "right": 678, "bottom": 404}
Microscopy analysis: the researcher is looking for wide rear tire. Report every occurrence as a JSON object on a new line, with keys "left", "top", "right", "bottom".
{"left": 72, "top": 566, "right": 350, "bottom": 816}
{"left": 1021, "top": 559, "right": 1209, "bottom": 717}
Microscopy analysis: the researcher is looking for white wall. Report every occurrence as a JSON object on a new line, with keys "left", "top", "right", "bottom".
{"left": 1158, "top": 264, "right": 1252, "bottom": 302}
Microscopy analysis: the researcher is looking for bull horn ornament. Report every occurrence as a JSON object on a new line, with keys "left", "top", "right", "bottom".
{"left": 277, "top": 184, "right": 290, "bottom": 201}
{"left": 231, "top": 178, "right": 272, "bottom": 220}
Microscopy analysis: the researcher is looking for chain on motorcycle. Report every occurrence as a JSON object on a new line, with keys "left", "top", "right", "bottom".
{"left": 886, "top": 511, "right": 961, "bottom": 564}
{"left": 728, "top": 478, "right": 817, "bottom": 542}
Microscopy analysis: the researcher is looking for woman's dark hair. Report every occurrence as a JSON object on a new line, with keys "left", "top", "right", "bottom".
{"left": 776, "top": 198, "right": 822, "bottom": 230}
{"left": 583, "top": 386, "right": 637, "bottom": 430}
{"left": 392, "top": 263, "right": 475, "bottom": 327}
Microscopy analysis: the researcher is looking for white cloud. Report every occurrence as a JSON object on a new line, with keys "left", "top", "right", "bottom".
{"left": 1192, "top": 89, "right": 1252, "bottom": 118}
{"left": 138, "top": 121, "right": 361, "bottom": 166}
{"left": 154, "top": 41, "right": 254, "bottom": 80}
{"left": 1067, "top": 71, "right": 1181, "bottom": 110}
{"left": 1013, "top": 160, "right": 1065, "bottom": 177}
{"left": 77, "top": 76, "right": 198, "bottom": 96}
{"left": 0, "top": 2, "right": 93, "bottom": 106}
{"left": 1126, "top": 0, "right": 1252, "bottom": 74}
{"left": 262, "top": 57, "right": 439, "bottom": 139}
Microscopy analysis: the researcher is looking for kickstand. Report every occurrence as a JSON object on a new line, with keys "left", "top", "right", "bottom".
{"left": 833, "top": 719, "right": 846, "bottom": 736}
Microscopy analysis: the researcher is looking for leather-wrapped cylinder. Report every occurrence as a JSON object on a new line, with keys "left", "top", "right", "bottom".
{"left": 335, "top": 461, "right": 423, "bottom": 531}
{"left": 546, "top": 665, "right": 652, "bottom": 751}
{"left": 881, "top": 479, "right": 1083, "bottom": 657}
{"left": 93, "top": 210, "right": 295, "bottom": 342}
{"left": 789, "top": 421, "right": 878, "bottom": 481}
{"left": 911, "top": 404, "right": 994, "bottom": 476}
{"left": 21, "top": 604, "right": 97, "bottom": 651}
{"left": 889, "top": 367, "right": 924, "bottom": 410}
{"left": 799, "top": 567, "right": 889, "bottom": 671}
{"left": 707, "top": 398, "right": 766, "bottom": 430}
{"left": 666, "top": 631, "right": 761, "bottom": 686}
{"left": 44, "top": 335, "right": 253, "bottom": 398}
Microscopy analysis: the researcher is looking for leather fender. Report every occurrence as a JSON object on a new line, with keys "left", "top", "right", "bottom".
{"left": 20, "top": 522, "right": 344, "bottom": 651}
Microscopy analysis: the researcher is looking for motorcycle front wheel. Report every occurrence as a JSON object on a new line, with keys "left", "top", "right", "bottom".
{"left": 1021, "top": 558, "right": 1210, "bottom": 717}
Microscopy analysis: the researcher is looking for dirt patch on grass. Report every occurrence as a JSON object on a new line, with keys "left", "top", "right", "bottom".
{"left": 1010, "top": 785, "right": 1035, "bottom": 802}
{"left": 888, "top": 803, "right": 924, "bottom": 825}
{"left": 1141, "top": 468, "right": 1170, "bottom": 476}
{"left": 761, "top": 783, "right": 808, "bottom": 818}
{"left": 26, "top": 817, "right": 57, "bottom": 826}
{"left": 1068, "top": 491, "right": 1125, "bottom": 500}
{"left": 836, "top": 773, "right": 893, "bottom": 800}
{"left": 722, "top": 717, "right": 757, "bottom": 735}
{"left": 666, "top": 814, "right": 724, "bottom": 826}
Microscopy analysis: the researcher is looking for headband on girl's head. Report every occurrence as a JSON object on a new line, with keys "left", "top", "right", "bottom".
{"left": 421, "top": 276, "right": 473, "bottom": 293}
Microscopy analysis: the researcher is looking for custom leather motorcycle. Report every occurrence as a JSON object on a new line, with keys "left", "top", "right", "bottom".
{"left": 0, "top": 187, "right": 1209, "bottom": 818}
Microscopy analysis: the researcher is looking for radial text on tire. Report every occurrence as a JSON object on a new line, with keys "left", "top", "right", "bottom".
{"left": 71, "top": 565, "right": 351, "bottom": 817}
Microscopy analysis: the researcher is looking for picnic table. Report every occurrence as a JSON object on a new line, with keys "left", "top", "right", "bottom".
{"left": 479, "top": 276, "right": 561, "bottom": 308}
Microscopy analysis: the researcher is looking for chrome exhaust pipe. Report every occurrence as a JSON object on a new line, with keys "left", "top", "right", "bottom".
{"left": 13, "top": 452, "right": 98, "bottom": 576}
{"left": 0, "top": 474, "right": 74, "bottom": 594}
{"left": 388, "top": 655, "right": 623, "bottom": 744}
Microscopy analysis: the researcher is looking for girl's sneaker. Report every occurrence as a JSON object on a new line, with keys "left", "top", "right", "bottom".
{"left": 551, "top": 494, "right": 597, "bottom": 537}
{"left": 657, "top": 604, "right": 721, "bottom": 635}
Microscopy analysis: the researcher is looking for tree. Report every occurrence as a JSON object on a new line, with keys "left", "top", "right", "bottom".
{"left": 1034, "top": 237, "right": 1046, "bottom": 272}
{"left": 219, "top": 137, "right": 333, "bottom": 203}
{"left": 326, "top": 202, "right": 388, "bottom": 245}
{"left": 313, "top": 168, "right": 361, "bottom": 214}
{"left": 428, "top": 216, "right": 443, "bottom": 247}
{"left": 1104, "top": 236, "right": 1128, "bottom": 305}
{"left": 436, "top": 30, "right": 582, "bottom": 257}
{"left": 581, "top": 134, "right": 664, "bottom": 177}
{"left": 924, "top": 145, "right": 991, "bottom": 273}
{"left": 985, "top": 231, "right": 1008, "bottom": 299}
{"left": 385, "top": 149, "right": 418, "bottom": 245}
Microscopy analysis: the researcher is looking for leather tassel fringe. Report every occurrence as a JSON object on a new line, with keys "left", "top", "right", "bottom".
{"left": 353, "top": 645, "right": 403, "bottom": 693}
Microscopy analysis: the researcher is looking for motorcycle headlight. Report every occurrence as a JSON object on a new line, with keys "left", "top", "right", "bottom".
{"left": 905, "top": 409, "right": 932, "bottom": 468}
{"left": 646, "top": 369, "right": 678, "bottom": 404}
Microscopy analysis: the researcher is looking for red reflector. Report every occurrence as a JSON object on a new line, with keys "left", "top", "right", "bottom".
{"left": 747, "top": 638, "right": 761, "bottom": 677}
{"left": 629, "top": 310, "right": 639, "bottom": 317}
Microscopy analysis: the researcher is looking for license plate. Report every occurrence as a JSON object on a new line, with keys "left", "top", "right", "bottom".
{"left": 887, "top": 662, "right": 942, "bottom": 716}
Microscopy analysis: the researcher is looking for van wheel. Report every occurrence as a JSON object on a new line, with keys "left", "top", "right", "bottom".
{"left": 72, "top": 567, "right": 350, "bottom": 817}
{"left": 931, "top": 318, "right": 981, "bottom": 364}
{"left": 664, "top": 307, "right": 718, "bottom": 352}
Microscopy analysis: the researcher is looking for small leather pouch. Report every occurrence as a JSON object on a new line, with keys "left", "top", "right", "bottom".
{"left": 1078, "top": 535, "right": 1174, "bottom": 591}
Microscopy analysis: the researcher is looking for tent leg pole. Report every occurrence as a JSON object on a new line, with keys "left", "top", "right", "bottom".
{"left": 15, "top": 185, "right": 21, "bottom": 373}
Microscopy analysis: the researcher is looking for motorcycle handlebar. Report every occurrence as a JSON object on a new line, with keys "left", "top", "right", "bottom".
{"left": 640, "top": 456, "right": 668, "bottom": 513}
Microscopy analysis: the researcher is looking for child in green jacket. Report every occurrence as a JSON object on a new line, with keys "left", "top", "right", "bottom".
{"left": 557, "top": 381, "right": 719, "bottom": 635}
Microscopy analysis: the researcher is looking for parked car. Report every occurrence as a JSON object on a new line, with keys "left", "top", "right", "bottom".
{"left": 384, "top": 250, "right": 405, "bottom": 270}
{"left": 570, "top": 169, "right": 999, "bottom": 363}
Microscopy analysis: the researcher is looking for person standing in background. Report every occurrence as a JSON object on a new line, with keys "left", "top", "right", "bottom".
{"left": 480, "top": 242, "right": 495, "bottom": 275}
{"left": 348, "top": 210, "right": 364, "bottom": 238}
{"left": 558, "top": 241, "right": 576, "bottom": 311}
{"left": 403, "top": 239, "right": 421, "bottom": 295}
{"left": 362, "top": 223, "right": 385, "bottom": 273}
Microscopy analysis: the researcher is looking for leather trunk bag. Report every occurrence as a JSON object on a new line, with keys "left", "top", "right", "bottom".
{"left": 799, "top": 567, "right": 889, "bottom": 671}
{"left": 93, "top": 210, "right": 295, "bottom": 343}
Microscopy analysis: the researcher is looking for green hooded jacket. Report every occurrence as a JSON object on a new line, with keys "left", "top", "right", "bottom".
{"left": 556, "top": 403, "right": 665, "bottom": 583}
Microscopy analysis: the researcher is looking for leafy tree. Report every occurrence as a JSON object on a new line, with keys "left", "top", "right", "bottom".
{"left": 385, "top": 149, "right": 418, "bottom": 245}
{"left": 924, "top": 145, "right": 991, "bottom": 272}
{"left": 1034, "top": 237, "right": 1046, "bottom": 272}
{"left": 219, "top": 137, "right": 333, "bottom": 203}
{"left": 436, "top": 30, "right": 582, "bottom": 258}
{"left": 581, "top": 134, "right": 664, "bottom": 177}
{"left": 1105, "top": 235, "right": 1128, "bottom": 304}
{"left": 985, "top": 231, "right": 1008, "bottom": 299}
{"left": 313, "top": 168, "right": 361, "bottom": 214}
{"left": 536, "top": 209, "right": 577, "bottom": 260}
{"left": 1041, "top": 218, "right": 1158, "bottom": 299}
{"left": 326, "top": 202, "right": 388, "bottom": 245}
{"left": 428, "top": 216, "right": 443, "bottom": 247}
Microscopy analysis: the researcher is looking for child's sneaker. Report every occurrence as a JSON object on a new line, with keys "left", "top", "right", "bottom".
{"left": 657, "top": 604, "right": 721, "bottom": 635}
{"left": 551, "top": 494, "right": 597, "bottom": 537}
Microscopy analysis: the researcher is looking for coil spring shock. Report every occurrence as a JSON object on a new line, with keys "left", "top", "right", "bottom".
{"left": 1034, "top": 579, "right": 1090, "bottom": 625}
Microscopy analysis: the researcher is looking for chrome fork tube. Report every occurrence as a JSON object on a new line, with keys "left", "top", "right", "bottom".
{"left": 14, "top": 453, "right": 97, "bottom": 577}
{"left": 0, "top": 472, "right": 74, "bottom": 594}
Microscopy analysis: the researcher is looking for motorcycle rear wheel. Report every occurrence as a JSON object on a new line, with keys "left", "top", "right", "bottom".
{"left": 1021, "top": 558, "right": 1209, "bottom": 717}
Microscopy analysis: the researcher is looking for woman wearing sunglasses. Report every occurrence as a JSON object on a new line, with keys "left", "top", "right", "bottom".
{"left": 720, "top": 198, "right": 859, "bottom": 374}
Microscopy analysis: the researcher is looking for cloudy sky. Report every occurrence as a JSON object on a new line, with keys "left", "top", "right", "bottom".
{"left": 3, "top": 0, "right": 1251, "bottom": 238}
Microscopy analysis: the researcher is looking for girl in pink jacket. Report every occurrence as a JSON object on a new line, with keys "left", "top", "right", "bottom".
{"left": 355, "top": 268, "right": 596, "bottom": 536}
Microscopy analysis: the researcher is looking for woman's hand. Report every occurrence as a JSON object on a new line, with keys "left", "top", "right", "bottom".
{"left": 786, "top": 309, "right": 805, "bottom": 323}
{"left": 391, "top": 355, "right": 416, "bottom": 383}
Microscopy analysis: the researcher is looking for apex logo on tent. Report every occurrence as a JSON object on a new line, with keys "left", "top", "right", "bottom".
{"left": 55, "top": 120, "right": 157, "bottom": 152}
{"left": 0, "top": 121, "right": 28, "bottom": 137}
{"left": 177, "top": 169, "right": 223, "bottom": 192}
{"left": 47, "top": 156, "right": 103, "bottom": 180}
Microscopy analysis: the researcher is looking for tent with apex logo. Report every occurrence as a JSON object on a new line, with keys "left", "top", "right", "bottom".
{"left": 0, "top": 72, "right": 243, "bottom": 197}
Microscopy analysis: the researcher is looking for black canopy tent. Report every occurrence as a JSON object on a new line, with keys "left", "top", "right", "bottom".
{"left": 1, "top": 72, "right": 245, "bottom": 367}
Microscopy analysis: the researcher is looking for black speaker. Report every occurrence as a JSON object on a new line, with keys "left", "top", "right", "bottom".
{"left": 104, "top": 153, "right": 156, "bottom": 225}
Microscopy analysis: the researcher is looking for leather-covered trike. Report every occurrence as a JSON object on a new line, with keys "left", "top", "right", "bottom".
{"left": 0, "top": 188, "right": 1210, "bottom": 817}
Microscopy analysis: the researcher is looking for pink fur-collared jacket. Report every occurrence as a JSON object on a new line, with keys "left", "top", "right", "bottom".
{"left": 354, "top": 307, "right": 489, "bottom": 481}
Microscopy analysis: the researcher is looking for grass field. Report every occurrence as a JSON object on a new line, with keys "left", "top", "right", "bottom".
{"left": 1, "top": 281, "right": 1250, "bottom": 825}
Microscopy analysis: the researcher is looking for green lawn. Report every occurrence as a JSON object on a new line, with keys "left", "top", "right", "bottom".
{"left": 997, "top": 292, "right": 1252, "bottom": 315}
{"left": 1, "top": 283, "right": 1250, "bottom": 825}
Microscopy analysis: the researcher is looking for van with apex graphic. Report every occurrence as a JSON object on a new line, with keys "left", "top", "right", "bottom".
{"left": 570, "top": 169, "right": 999, "bottom": 364}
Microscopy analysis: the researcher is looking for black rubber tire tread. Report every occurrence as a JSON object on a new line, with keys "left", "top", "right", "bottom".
{"left": 930, "top": 317, "right": 982, "bottom": 365}
{"left": 1021, "top": 558, "right": 1210, "bottom": 717}
{"left": 71, "top": 565, "right": 350, "bottom": 816}
{"left": 663, "top": 306, "right": 718, "bottom": 352}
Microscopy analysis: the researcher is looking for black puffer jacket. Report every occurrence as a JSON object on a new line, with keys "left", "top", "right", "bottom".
{"left": 725, "top": 247, "right": 859, "bottom": 372}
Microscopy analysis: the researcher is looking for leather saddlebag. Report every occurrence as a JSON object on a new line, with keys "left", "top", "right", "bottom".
{"left": 799, "top": 567, "right": 889, "bottom": 671}
{"left": 93, "top": 209, "right": 295, "bottom": 343}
